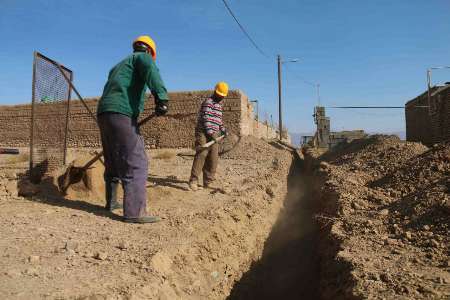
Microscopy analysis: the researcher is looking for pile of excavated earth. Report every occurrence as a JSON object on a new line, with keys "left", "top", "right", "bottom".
{"left": 307, "top": 135, "right": 449, "bottom": 299}
{"left": 0, "top": 136, "right": 298, "bottom": 300}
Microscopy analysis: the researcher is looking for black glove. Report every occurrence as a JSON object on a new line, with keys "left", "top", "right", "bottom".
{"left": 155, "top": 101, "right": 168, "bottom": 116}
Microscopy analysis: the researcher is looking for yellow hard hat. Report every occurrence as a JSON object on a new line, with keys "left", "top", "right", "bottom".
{"left": 133, "top": 35, "right": 157, "bottom": 59}
{"left": 214, "top": 82, "right": 229, "bottom": 97}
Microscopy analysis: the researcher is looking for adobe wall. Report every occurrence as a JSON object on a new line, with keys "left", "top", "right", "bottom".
{"left": 0, "top": 90, "right": 278, "bottom": 149}
{"left": 405, "top": 86, "right": 450, "bottom": 146}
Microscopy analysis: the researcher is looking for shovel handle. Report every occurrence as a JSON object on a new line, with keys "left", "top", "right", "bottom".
{"left": 138, "top": 113, "right": 156, "bottom": 126}
{"left": 200, "top": 135, "right": 225, "bottom": 149}
{"left": 81, "top": 113, "right": 157, "bottom": 170}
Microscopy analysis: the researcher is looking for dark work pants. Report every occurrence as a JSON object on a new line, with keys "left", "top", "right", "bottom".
{"left": 190, "top": 131, "right": 219, "bottom": 185}
{"left": 98, "top": 113, "right": 148, "bottom": 218}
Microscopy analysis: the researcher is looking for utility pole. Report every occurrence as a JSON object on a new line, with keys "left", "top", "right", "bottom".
{"left": 250, "top": 100, "right": 259, "bottom": 127}
{"left": 427, "top": 66, "right": 450, "bottom": 115}
{"left": 317, "top": 83, "right": 321, "bottom": 106}
{"left": 277, "top": 54, "right": 282, "bottom": 140}
{"left": 427, "top": 69, "right": 432, "bottom": 115}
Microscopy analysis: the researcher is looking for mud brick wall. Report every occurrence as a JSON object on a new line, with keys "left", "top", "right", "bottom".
{"left": 0, "top": 90, "right": 274, "bottom": 149}
{"left": 0, "top": 104, "right": 32, "bottom": 148}
{"left": 405, "top": 86, "right": 450, "bottom": 146}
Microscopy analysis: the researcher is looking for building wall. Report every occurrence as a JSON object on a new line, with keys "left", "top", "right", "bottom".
{"left": 0, "top": 90, "right": 278, "bottom": 149}
{"left": 329, "top": 130, "right": 367, "bottom": 148}
{"left": 405, "top": 86, "right": 450, "bottom": 146}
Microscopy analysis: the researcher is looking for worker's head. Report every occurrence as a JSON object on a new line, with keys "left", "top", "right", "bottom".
{"left": 133, "top": 35, "right": 157, "bottom": 60}
{"left": 213, "top": 81, "right": 229, "bottom": 101}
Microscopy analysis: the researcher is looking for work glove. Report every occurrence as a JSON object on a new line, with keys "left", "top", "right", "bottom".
{"left": 155, "top": 101, "right": 168, "bottom": 116}
{"left": 221, "top": 128, "right": 228, "bottom": 137}
{"left": 210, "top": 132, "right": 220, "bottom": 143}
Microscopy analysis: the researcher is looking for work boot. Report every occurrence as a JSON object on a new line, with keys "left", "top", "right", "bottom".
{"left": 123, "top": 216, "right": 160, "bottom": 224}
{"left": 189, "top": 181, "right": 198, "bottom": 191}
{"left": 204, "top": 181, "right": 221, "bottom": 190}
{"left": 105, "top": 180, "right": 122, "bottom": 211}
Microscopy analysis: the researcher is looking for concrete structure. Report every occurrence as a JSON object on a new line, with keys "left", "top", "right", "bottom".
{"left": 0, "top": 90, "right": 282, "bottom": 149}
{"left": 405, "top": 84, "right": 450, "bottom": 146}
{"left": 313, "top": 106, "right": 367, "bottom": 149}
{"left": 313, "top": 106, "right": 330, "bottom": 148}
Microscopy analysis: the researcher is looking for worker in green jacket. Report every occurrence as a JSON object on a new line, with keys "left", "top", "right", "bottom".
{"left": 97, "top": 35, "right": 169, "bottom": 224}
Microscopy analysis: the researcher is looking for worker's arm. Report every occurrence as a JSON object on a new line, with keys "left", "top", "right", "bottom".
{"left": 135, "top": 53, "right": 169, "bottom": 114}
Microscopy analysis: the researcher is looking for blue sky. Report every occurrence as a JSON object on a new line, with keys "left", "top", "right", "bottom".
{"left": 1, "top": 0, "right": 449, "bottom": 134}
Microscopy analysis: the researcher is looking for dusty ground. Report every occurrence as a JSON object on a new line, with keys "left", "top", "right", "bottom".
{"left": 307, "top": 136, "right": 450, "bottom": 299}
{"left": 0, "top": 137, "right": 300, "bottom": 299}
{"left": 3, "top": 134, "right": 447, "bottom": 299}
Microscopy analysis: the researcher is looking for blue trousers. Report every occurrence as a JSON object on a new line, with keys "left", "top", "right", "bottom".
{"left": 98, "top": 112, "right": 148, "bottom": 218}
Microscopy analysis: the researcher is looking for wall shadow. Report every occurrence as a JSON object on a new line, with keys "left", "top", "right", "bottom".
{"left": 228, "top": 158, "right": 320, "bottom": 300}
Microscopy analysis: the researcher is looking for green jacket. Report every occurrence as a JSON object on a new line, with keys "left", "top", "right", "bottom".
{"left": 97, "top": 52, "right": 168, "bottom": 118}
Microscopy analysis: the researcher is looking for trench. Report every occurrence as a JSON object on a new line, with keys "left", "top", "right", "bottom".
{"left": 228, "top": 157, "right": 320, "bottom": 300}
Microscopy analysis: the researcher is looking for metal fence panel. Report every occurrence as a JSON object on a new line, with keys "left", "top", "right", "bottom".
{"left": 30, "top": 52, "right": 72, "bottom": 182}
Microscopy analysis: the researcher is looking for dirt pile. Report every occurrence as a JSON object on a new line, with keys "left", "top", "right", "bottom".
{"left": 58, "top": 153, "right": 111, "bottom": 203}
{"left": 308, "top": 135, "right": 449, "bottom": 299}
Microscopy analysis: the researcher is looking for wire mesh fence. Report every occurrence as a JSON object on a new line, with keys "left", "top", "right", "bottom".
{"left": 30, "top": 52, "right": 72, "bottom": 182}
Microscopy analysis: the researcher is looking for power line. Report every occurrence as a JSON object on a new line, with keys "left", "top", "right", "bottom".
{"left": 284, "top": 64, "right": 317, "bottom": 87}
{"left": 329, "top": 106, "right": 428, "bottom": 109}
{"left": 221, "top": 0, "right": 270, "bottom": 59}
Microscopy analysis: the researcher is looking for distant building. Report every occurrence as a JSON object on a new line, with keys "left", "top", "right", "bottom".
{"left": 313, "top": 106, "right": 330, "bottom": 148}
{"left": 405, "top": 83, "right": 450, "bottom": 146}
{"left": 313, "top": 106, "right": 367, "bottom": 149}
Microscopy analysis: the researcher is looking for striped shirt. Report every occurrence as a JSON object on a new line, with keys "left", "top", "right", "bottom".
{"left": 197, "top": 97, "right": 224, "bottom": 135}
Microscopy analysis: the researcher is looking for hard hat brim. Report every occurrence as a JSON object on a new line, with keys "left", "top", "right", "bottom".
{"left": 215, "top": 90, "right": 227, "bottom": 97}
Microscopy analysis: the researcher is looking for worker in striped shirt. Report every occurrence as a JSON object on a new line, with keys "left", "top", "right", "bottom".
{"left": 189, "top": 82, "right": 229, "bottom": 191}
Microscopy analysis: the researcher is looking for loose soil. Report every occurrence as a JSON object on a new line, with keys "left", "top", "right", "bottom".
{"left": 0, "top": 137, "right": 303, "bottom": 300}
{"left": 307, "top": 135, "right": 450, "bottom": 299}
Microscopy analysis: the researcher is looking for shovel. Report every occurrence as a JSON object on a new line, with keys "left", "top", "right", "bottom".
{"left": 200, "top": 134, "right": 226, "bottom": 149}
{"left": 58, "top": 113, "right": 156, "bottom": 194}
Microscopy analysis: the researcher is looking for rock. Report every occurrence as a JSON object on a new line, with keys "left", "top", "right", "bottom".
{"left": 211, "top": 270, "right": 219, "bottom": 279}
{"left": 429, "top": 239, "right": 440, "bottom": 248}
{"left": 380, "top": 273, "right": 391, "bottom": 283}
{"left": 28, "top": 255, "right": 40, "bottom": 263}
{"left": 351, "top": 200, "right": 366, "bottom": 210}
{"left": 24, "top": 268, "right": 38, "bottom": 276}
{"left": 117, "top": 241, "right": 129, "bottom": 250}
{"left": 384, "top": 238, "right": 397, "bottom": 246}
{"left": 319, "top": 161, "right": 330, "bottom": 169}
{"left": 94, "top": 252, "right": 108, "bottom": 261}
{"left": 83, "top": 252, "right": 94, "bottom": 258}
{"left": 404, "top": 231, "right": 412, "bottom": 240}
{"left": 423, "top": 225, "right": 430, "bottom": 231}
{"left": 65, "top": 241, "right": 79, "bottom": 252}
{"left": 265, "top": 186, "right": 275, "bottom": 198}
{"left": 379, "top": 209, "right": 389, "bottom": 216}
{"left": 368, "top": 273, "right": 380, "bottom": 281}
{"left": 5, "top": 180, "right": 18, "bottom": 197}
